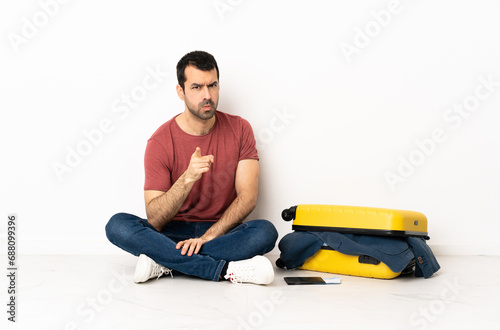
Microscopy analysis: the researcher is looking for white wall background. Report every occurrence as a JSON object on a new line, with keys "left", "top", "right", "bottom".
{"left": 1, "top": 0, "right": 499, "bottom": 255}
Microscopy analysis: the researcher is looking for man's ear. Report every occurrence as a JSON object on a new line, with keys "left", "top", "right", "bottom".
{"left": 176, "top": 84, "right": 185, "bottom": 100}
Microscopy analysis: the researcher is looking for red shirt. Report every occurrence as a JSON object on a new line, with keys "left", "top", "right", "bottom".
{"left": 144, "top": 111, "right": 259, "bottom": 222}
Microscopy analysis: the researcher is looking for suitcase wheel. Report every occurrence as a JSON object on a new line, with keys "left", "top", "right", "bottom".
{"left": 282, "top": 206, "right": 297, "bottom": 221}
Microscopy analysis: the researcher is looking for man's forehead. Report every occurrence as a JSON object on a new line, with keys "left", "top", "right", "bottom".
{"left": 185, "top": 65, "right": 218, "bottom": 83}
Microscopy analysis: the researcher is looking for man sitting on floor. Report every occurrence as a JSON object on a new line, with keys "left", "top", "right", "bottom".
{"left": 105, "top": 50, "right": 278, "bottom": 284}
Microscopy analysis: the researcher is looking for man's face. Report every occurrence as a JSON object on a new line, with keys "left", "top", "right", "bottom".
{"left": 181, "top": 65, "right": 219, "bottom": 120}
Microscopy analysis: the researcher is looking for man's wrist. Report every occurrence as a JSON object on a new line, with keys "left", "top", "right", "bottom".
{"left": 200, "top": 233, "right": 216, "bottom": 242}
{"left": 180, "top": 171, "right": 197, "bottom": 186}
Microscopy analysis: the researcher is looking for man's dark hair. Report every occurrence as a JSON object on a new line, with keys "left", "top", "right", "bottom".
{"left": 176, "top": 51, "right": 219, "bottom": 90}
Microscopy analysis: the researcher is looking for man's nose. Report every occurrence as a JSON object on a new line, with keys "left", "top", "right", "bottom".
{"left": 203, "top": 86, "right": 211, "bottom": 100}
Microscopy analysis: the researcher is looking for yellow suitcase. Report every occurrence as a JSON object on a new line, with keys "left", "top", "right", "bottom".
{"left": 281, "top": 204, "right": 425, "bottom": 279}
{"left": 282, "top": 204, "right": 428, "bottom": 238}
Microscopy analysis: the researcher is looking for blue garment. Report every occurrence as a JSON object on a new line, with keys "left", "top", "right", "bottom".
{"left": 406, "top": 236, "right": 441, "bottom": 278}
{"left": 277, "top": 231, "right": 439, "bottom": 278}
{"left": 105, "top": 213, "right": 278, "bottom": 281}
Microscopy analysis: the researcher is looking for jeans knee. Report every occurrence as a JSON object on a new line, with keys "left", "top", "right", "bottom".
{"left": 105, "top": 213, "right": 132, "bottom": 243}
{"left": 265, "top": 219, "right": 279, "bottom": 238}
{"left": 250, "top": 219, "right": 279, "bottom": 246}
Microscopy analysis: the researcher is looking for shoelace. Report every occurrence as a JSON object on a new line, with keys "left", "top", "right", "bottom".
{"left": 151, "top": 264, "right": 173, "bottom": 281}
{"left": 224, "top": 266, "right": 256, "bottom": 284}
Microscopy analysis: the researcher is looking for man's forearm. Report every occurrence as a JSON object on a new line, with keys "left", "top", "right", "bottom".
{"left": 201, "top": 192, "right": 257, "bottom": 241}
{"left": 146, "top": 147, "right": 215, "bottom": 231}
{"left": 146, "top": 172, "right": 195, "bottom": 231}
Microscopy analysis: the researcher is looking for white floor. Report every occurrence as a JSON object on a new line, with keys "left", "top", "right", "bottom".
{"left": 2, "top": 254, "right": 499, "bottom": 330}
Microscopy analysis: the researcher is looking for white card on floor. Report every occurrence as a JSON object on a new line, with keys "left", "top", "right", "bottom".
{"left": 323, "top": 277, "right": 341, "bottom": 284}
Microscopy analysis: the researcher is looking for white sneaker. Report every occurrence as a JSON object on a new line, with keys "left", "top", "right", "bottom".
{"left": 134, "top": 254, "right": 173, "bottom": 283}
{"left": 224, "top": 256, "right": 274, "bottom": 285}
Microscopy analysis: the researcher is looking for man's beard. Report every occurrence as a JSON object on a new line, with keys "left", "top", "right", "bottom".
{"left": 186, "top": 99, "right": 217, "bottom": 120}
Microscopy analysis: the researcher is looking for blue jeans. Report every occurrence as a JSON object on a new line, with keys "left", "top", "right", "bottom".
{"left": 105, "top": 213, "right": 278, "bottom": 281}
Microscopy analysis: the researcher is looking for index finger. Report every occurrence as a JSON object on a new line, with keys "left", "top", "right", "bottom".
{"left": 193, "top": 147, "right": 202, "bottom": 157}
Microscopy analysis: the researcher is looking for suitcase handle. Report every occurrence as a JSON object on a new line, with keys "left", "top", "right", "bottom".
{"left": 281, "top": 206, "right": 297, "bottom": 221}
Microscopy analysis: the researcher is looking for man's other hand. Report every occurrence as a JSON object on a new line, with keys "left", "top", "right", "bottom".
{"left": 176, "top": 237, "right": 209, "bottom": 256}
